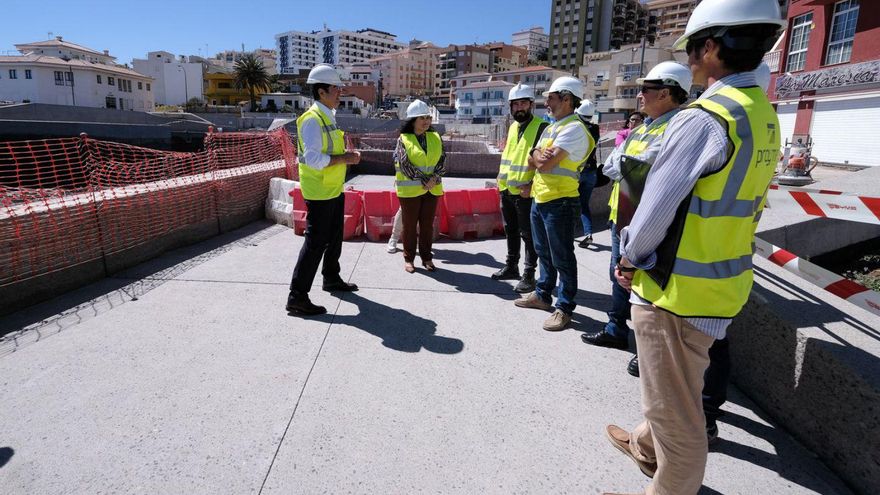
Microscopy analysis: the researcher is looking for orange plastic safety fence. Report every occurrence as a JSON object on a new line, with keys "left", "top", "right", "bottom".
{"left": 0, "top": 129, "right": 295, "bottom": 287}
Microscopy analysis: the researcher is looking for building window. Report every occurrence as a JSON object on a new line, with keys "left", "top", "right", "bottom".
{"left": 146, "top": 83, "right": 151, "bottom": 91}
{"left": 825, "top": 0, "right": 860, "bottom": 65}
{"left": 8, "top": 69, "right": 16, "bottom": 79}
{"left": 786, "top": 12, "right": 813, "bottom": 72}
{"left": 108, "top": 76, "right": 115, "bottom": 86}
{"left": 138, "top": 81, "right": 143, "bottom": 90}
{"left": 55, "top": 71, "right": 65, "bottom": 85}
{"left": 97, "top": 75, "right": 102, "bottom": 84}
{"left": 25, "top": 69, "right": 31, "bottom": 79}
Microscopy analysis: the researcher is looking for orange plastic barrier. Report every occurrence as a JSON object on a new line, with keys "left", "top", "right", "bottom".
{"left": 441, "top": 188, "right": 503, "bottom": 239}
{"left": 342, "top": 189, "right": 364, "bottom": 240}
{"left": 289, "top": 187, "right": 307, "bottom": 235}
{"left": 362, "top": 190, "right": 400, "bottom": 241}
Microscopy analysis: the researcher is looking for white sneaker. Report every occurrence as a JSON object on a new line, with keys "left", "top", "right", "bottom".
{"left": 386, "top": 240, "right": 398, "bottom": 253}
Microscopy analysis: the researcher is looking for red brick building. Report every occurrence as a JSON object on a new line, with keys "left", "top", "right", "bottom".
{"left": 767, "top": 0, "right": 878, "bottom": 167}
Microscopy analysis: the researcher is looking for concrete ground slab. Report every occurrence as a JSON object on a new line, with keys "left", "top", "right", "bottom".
{"left": 0, "top": 221, "right": 855, "bottom": 495}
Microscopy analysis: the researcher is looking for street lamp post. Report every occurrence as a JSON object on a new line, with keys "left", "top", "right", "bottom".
{"left": 178, "top": 65, "right": 189, "bottom": 108}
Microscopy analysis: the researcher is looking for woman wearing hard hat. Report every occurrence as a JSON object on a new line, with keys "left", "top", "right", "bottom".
{"left": 393, "top": 100, "right": 445, "bottom": 273}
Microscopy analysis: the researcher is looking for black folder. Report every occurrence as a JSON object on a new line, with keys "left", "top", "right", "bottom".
{"left": 615, "top": 155, "right": 692, "bottom": 290}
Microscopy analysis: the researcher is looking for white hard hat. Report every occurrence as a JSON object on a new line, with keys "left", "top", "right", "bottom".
{"left": 576, "top": 99, "right": 595, "bottom": 118}
{"left": 542, "top": 76, "right": 584, "bottom": 99}
{"left": 508, "top": 83, "right": 535, "bottom": 102}
{"left": 637, "top": 61, "right": 693, "bottom": 93}
{"left": 673, "top": 0, "right": 785, "bottom": 50}
{"left": 406, "top": 99, "right": 432, "bottom": 119}
{"left": 754, "top": 61, "right": 771, "bottom": 92}
{"left": 306, "top": 63, "right": 343, "bottom": 86}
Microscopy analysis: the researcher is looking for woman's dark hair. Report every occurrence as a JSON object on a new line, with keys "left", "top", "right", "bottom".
{"left": 400, "top": 117, "right": 436, "bottom": 135}
{"left": 696, "top": 24, "right": 781, "bottom": 73}
{"left": 311, "top": 83, "right": 331, "bottom": 100}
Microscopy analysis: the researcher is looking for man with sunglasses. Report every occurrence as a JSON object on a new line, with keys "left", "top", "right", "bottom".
{"left": 581, "top": 61, "right": 692, "bottom": 362}
{"left": 601, "top": 1, "right": 785, "bottom": 494}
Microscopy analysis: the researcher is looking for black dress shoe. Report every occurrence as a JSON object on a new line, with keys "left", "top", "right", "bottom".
{"left": 578, "top": 235, "right": 593, "bottom": 249}
{"left": 627, "top": 355, "right": 640, "bottom": 377}
{"left": 491, "top": 265, "right": 520, "bottom": 280}
{"left": 322, "top": 279, "right": 358, "bottom": 292}
{"left": 581, "top": 329, "right": 629, "bottom": 350}
{"left": 286, "top": 297, "right": 327, "bottom": 316}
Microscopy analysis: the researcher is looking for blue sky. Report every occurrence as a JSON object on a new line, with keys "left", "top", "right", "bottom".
{"left": 1, "top": 0, "right": 551, "bottom": 65}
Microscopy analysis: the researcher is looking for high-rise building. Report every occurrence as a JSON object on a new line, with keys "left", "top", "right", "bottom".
{"left": 275, "top": 27, "right": 404, "bottom": 75}
{"left": 646, "top": 0, "right": 699, "bottom": 40}
{"left": 548, "top": 0, "right": 657, "bottom": 72}
{"left": 275, "top": 31, "right": 319, "bottom": 75}
{"left": 512, "top": 27, "right": 550, "bottom": 63}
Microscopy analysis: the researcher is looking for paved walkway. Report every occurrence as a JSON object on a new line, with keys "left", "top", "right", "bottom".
{"left": 0, "top": 222, "right": 854, "bottom": 494}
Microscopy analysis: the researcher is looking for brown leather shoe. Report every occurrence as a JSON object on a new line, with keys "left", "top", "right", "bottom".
{"left": 514, "top": 292, "right": 552, "bottom": 311}
{"left": 542, "top": 309, "right": 571, "bottom": 331}
{"left": 605, "top": 425, "right": 656, "bottom": 478}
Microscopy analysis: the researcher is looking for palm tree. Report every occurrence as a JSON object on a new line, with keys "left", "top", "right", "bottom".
{"left": 234, "top": 54, "right": 270, "bottom": 112}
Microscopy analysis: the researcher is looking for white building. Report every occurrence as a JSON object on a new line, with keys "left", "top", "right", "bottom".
{"left": 0, "top": 37, "right": 154, "bottom": 111}
{"left": 449, "top": 66, "right": 569, "bottom": 113}
{"left": 275, "top": 31, "right": 319, "bottom": 75}
{"left": 454, "top": 79, "right": 514, "bottom": 121}
{"left": 132, "top": 51, "right": 203, "bottom": 105}
{"left": 260, "top": 92, "right": 311, "bottom": 112}
{"left": 512, "top": 27, "right": 549, "bottom": 63}
{"left": 213, "top": 48, "right": 277, "bottom": 75}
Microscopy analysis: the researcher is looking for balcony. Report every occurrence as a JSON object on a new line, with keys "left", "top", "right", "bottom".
{"left": 596, "top": 99, "right": 613, "bottom": 113}
{"left": 615, "top": 74, "right": 637, "bottom": 86}
{"left": 592, "top": 79, "right": 609, "bottom": 90}
{"left": 763, "top": 50, "right": 781, "bottom": 73}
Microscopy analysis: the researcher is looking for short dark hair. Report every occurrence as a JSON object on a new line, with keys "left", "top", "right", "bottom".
{"left": 669, "top": 86, "right": 689, "bottom": 105}
{"left": 311, "top": 83, "right": 331, "bottom": 100}
{"left": 696, "top": 24, "right": 781, "bottom": 73}
{"left": 400, "top": 117, "right": 435, "bottom": 135}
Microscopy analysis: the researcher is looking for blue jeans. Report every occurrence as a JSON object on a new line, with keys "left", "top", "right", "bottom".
{"left": 606, "top": 222, "right": 632, "bottom": 338}
{"left": 531, "top": 197, "right": 579, "bottom": 315}
{"left": 578, "top": 168, "right": 597, "bottom": 236}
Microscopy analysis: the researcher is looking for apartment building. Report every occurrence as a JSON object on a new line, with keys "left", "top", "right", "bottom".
{"left": 769, "top": 0, "right": 876, "bottom": 167}
{"left": 548, "top": 0, "right": 658, "bottom": 72}
{"left": 0, "top": 37, "right": 154, "bottom": 111}
{"left": 484, "top": 43, "right": 529, "bottom": 73}
{"left": 132, "top": 51, "right": 203, "bottom": 105}
{"left": 646, "top": 0, "right": 699, "bottom": 39}
{"left": 275, "top": 31, "right": 319, "bottom": 75}
{"left": 512, "top": 27, "right": 550, "bottom": 63}
{"left": 212, "top": 49, "right": 277, "bottom": 75}
{"left": 454, "top": 79, "right": 515, "bottom": 121}
{"left": 579, "top": 43, "right": 686, "bottom": 118}
{"left": 448, "top": 65, "right": 569, "bottom": 110}
{"left": 434, "top": 45, "right": 493, "bottom": 104}
{"left": 370, "top": 41, "right": 444, "bottom": 98}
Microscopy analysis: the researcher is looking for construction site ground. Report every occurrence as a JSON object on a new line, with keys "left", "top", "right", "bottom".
{"left": 0, "top": 174, "right": 858, "bottom": 494}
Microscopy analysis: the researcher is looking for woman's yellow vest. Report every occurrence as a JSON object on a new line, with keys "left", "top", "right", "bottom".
{"left": 296, "top": 103, "right": 345, "bottom": 200}
{"left": 532, "top": 114, "right": 594, "bottom": 203}
{"left": 608, "top": 114, "right": 675, "bottom": 223}
{"left": 632, "top": 86, "right": 780, "bottom": 318}
{"left": 395, "top": 131, "right": 444, "bottom": 198}
{"left": 499, "top": 117, "right": 544, "bottom": 195}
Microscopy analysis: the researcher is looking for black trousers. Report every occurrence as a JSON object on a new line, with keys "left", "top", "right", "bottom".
{"left": 500, "top": 190, "right": 537, "bottom": 273}
{"left": 289, "top": 194, "right": 345, "bottom": 297}
{"left": 702, "top": 337, "right": 730, "bottom": 423}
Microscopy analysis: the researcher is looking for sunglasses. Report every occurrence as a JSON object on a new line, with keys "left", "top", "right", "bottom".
{"left": 639, "top": 85, "right": 666, "bottom": 93}
{"left": 629, "top": 116, "right": 643, "bottom": 122}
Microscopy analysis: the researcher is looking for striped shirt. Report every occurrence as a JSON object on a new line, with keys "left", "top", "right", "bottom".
{"left": 393, "top": 132, "right": 446, "bottom": 186}
{"left": 620, "top": 71, "right": 758, "bottom": 339}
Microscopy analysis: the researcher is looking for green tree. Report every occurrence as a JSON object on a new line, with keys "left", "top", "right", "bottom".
{"left": 234, "top": 54, "right": 270, "bottom": 112}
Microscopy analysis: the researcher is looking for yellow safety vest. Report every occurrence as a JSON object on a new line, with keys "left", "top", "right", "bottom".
{"left": 501, "top": 117, "right": 545, "bottom": 196}
{"left": 532, "top": 113, "right": 594, "bottom": 204}
{"left": 632, "top": 86, "right": 780, "bottom": 318}
{"left": 608, "top": 113, "right": 676, "bottom": 223}
{"left": 395, "top": 131, "right": 444, "bottom": 198}
{"left": 296, "top": 103, "right": 346, "bottom": 200}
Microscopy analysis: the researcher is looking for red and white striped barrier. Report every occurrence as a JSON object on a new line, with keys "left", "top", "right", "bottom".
{"left": 754, "top": 237, "right": 880, "bottom": 317}
{"left": 767, "top": 184, "right": 880, "bottom": 225}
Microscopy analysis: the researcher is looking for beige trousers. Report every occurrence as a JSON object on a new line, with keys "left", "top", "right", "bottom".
{"left": 630, "top": 304, "right": 716, "bottom": 495}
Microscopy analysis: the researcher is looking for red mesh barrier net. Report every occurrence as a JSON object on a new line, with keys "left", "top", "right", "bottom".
{"left": 0, "top": 129, "right": 296, "bottom": 287}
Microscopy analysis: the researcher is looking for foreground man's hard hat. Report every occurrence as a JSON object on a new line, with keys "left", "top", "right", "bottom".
{"left": 674, "top": 0, "right": 786, "bottom": 50}
{"left": 508, "top": 83, "right": 535, "bottom": 102}
{"left": 406, "top": 100, "right": 432, "bottom": 119}
{"left": 307, "top": 64, "right": 343, "bottom": 86}
{"left": 637, "top": 61, "right": 694, "bottom": 93}
{"left": 576, "top": 99, "right": 595, "bottom": 118}
{"left": 542, "top": 76, "right": 584, "bottom": 99}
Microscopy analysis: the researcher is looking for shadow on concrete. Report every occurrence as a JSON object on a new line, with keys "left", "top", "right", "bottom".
{"left": 331, "top": 292, "right": 464, "bottom": 354}
{"left": 711, "top": 408, "right": 854, "bottom": 495}
{"left": 0, "top": 222, "right": 287, "bottom": 353}
{"left": 0, "top": 447, "right": 13, "bottom": 468}
{"left": 431, "top": 247, "right": 506, "bottom": 269}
